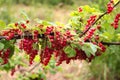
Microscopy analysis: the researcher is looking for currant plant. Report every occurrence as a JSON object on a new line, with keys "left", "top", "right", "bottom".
{"left": 0, "top": 0, "right": 120, "bottom": 80}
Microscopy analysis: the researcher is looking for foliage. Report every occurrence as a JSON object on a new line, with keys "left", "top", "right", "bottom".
{"left": 69, "top": 0, "right": 120, "bottom": 79}
{"left": 89, "top": 45, "right": 120, "bottom": 80}
{"left": 0, "top": 0, "right": 120, "bottom": 80}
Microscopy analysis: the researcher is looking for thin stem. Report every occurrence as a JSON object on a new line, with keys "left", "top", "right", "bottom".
{"left": 102, "top": 42, "right": 120, "bottom": 45}
{"left": 22, "top": 63, "right": 40, "bottom": 77}
{"left": 28, "top": 63, "right": 40, "bottom": 73}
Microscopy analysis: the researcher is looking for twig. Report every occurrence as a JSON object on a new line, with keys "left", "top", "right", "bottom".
{"left": 28, "top": 63, "right": 40, "bottom": 73}
{"left": 102, "top": 42, "right": 120, "bottom": 45}
{"left": 79, "top": 0, "right": 120, "bottom": 38}
{"left": 22, "top": 63, "right": 40, "bottom": 77}
{"left": 0, "top": 36, "right": 6, "bottom": 39}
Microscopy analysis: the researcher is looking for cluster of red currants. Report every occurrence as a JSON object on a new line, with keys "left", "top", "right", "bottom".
{"left": 98, "top": 42, "right": 106, "bottom": 52}
{"left": 111, "top": 13, "right": 120, "bottom": 29}
{"left": 84, "top": 28, "right": 96, "bottom": 41}
{"left": 40, "top": 47, "right": 53, "bottom": 66}
{"left": 55, "top": 49, "right": 87, "bottom": 66}
{"left": 85, "top": 15, "right": 97, "bottom": 30}
{"left": 0, "top": 19, "right": 107, "bottom": 67}
{"left": 2, "top": 29, "right": 22, "bottom": 40}
{"left": 40, "top": 26, "right": 103, "bottom": 66}
{"left": 0, "top": 49, "right": 11, "bottom": 64}
{"left": 107, "top": 0, "right": 114, "bottom": 14}
{"left": 19, "top": 31, "right": 38, "bottom": 64}
{"left": 56, "top": 48, "right": 102, "bottom": 66}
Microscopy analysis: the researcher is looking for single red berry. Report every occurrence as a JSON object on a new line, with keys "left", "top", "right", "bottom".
{"left": 26, "top": 20, "right": 29, "bottom": 24}
{"left": 15, "top": 22, "right": 18, "bottom": 27}
{"left": 97, "top": 25, "right": 101, "bottom": 30}
{"left": 23, "top": 25, "right": 26, "bottom": 29}
{"left": 21, "top": 23, "right": 25, "bottom": 27}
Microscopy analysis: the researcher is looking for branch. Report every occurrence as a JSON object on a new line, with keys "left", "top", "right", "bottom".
{"left": 0, "top": 32, "right": 55, "bottom": 40}
{"left": 79, "top": 0, "right": 120, "bottom": 38}
{"left": 0, "top": 36, "right": 6, "bottom": 40}
{"left": 113, "top": 0, "right": 120, "bottom": 8}
{"left": 1, "top": 33, "right": 120, "bottom": 45}
{"left": 0, "top": 34, "right": 45, "bottom": 40}
{"left": 102, "top": 42, "right": 120, "bottom": 45}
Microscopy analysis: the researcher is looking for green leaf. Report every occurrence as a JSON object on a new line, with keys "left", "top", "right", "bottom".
{"left": 64, "top": 46, "right": 76, "bottom": 58}
{"left": 90, "top": 43, "right": 98, "bottom": 55}
{"left": 70, "top": 44, "right": 77, "bottom": 48}
{"left": 81, "top": 43, "right": 98, "bottom": 57}
{"left": 9, "top": 45, "right": 15, "bottom": 58}
{"left": 5, "top": 23, "right": 16, "bottom": 29}
{"left": 34, "top": 55, "right": 40, "bottom": 62}
{"left": 30, "top": 73, "right": 38, "bottom": 79}
{"left": 0, "top": 40, "right": 15, "bottom": 58}
{"left": 0, "top": 20, "right": 6, "bottom": 30}
{"left": 0, "top": 42, "right": 4, "bottom": 50}
{"left": 100, "top": 32, "right": 113, "bottom": 41}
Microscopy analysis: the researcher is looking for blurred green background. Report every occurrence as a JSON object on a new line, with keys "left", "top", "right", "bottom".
{"left": 0, "top": 0, "right": 93, "bottom": 24}
{"left": 0, "top": 0, "right": 109, "bottom": 24}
